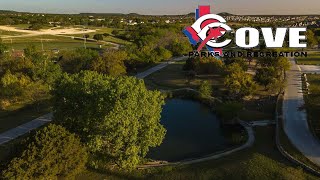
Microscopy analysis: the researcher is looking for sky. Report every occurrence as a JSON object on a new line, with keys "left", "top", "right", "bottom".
{"left": 0, "top": 0, "right": 319, "bottom": 15}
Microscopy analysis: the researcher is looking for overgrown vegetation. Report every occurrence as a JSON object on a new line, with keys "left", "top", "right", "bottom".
{"left": 1, "top": 124, "right": 88, "bottom": 179}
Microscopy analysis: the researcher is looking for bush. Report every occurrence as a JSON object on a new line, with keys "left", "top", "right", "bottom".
{"left": 29, "top": 24, "right": 42, "bottom": 30}
{"left": 93, "top": 34, "right": 104, "bottom": 41}
{"left": 1, "top": 124, "right": 88, "bottom": 179}
{"left": 216, "top": 102, "right": 243, "bottom": 124}
{"left": 199, "top": 80, "right": 212, "bottom": 98}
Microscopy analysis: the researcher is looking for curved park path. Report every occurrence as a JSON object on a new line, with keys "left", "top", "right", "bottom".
{"left": 0, "top": 56, "right": 187, "bottom": 145}
{"left": 283, "top": 58, "right": 320, "bottom": 166}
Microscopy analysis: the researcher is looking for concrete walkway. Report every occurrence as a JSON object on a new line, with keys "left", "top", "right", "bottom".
{"left": 0, "top": 113, "right": 52, "bottom": 145}
{"left": 135, "top": 56, "right": 187, "bottom": 79}
{"left": 283, "top": 58, "right": 320, "bottom": 166}
{"left": 0, "top": 56, "right": 187, "bottom": 145}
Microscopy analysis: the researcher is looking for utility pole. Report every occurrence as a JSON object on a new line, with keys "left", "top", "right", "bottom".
{"left": 41, "top": 37, "right": 44, "bottom": 52}
{"left": 10, "top": 38, "right": 13, "bottom": 52}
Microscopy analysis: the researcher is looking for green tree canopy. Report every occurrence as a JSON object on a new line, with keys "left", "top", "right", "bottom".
{"left": 53, "top": 71, "right": 166, "bottom": 169}
{"left": 224, "top": 63, "right": 257, "bottom": 99}
{"left": 306, "top": 30, "right": 318, "bottom": 48}
{"left": 91, "top": 50, "right": 127, "bottom": 76}
{"left": 2, "top": 124, "right": 88, "bottom": 179}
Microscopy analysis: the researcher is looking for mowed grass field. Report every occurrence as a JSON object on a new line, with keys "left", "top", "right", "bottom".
{"left": 1, "top": 35, "right": 111, "bottom": 50}
{"left": 69, "top": 27, "right": 130, "bottom": 45}
{"left": 305, "top": 74, "right": 320, "bottom": 139}
{"left": 296, "top": 52, "right": 320, "bottom": 65}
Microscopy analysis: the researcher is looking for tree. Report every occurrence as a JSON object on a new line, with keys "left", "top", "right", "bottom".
{"left": 306, "top": 30, "right": 318, "bottom": 48}
{"left": 29, "top": 23, "right": 42, "bottom": 30}
{"left": 183, "top": 58, "right": 196, "bottom": 71}
{"left": 195, "top": 57, "right": 224, "bottom": 75}
{"left": 53, "top": 71, "right": 166, "bottom": 169}
{"left": 224, "top": 63, "right": 257, "bottom": 99}
{"left": 93, "top": 34, "right": 104, "bottom": 41}
{"left": 199, "top": 80, "right": 212, "bottom": 98}
{"left": 58, "top": 48, "right": 99, "bottom": 73}
{"left": 255, "top": 67, "right": 277, "bottom": 89}
{"left": 216, "top": 102, "right": 243, "bottom": 124}
{"left": 2, "top": 124, "right": 88, "bottom": 179}
{"left": 91, "top": 50, "right": 127, "bottom": 76}
{"left": 0, "top": 42, "right": 8, "bottom": 56}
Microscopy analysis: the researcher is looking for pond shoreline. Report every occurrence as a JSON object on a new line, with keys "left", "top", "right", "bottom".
{"left": 141, "top": 88, "right": 252, "bottom": 168}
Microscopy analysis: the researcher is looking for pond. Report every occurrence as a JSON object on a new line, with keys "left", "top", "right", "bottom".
{"left": 147, "top": 99, "right": 230, "bottom": 162}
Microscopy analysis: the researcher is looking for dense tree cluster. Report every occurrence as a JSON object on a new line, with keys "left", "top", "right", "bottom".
{"left": 2, "top": 124, "right": 88, "bottom": 179}
{"left": 254, "top": 50, "right": 290, "bottom": 93}
{"left": 0, "top": 45, "right": 61, "bottom": 110}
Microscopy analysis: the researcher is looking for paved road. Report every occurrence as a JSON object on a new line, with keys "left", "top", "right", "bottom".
{"left": 0, "top": 56, "right": 187, "bottom": 145}
{"left": 283, "top": 58, "right": 320, "bottom": 166}
{"left": 299, "top": 65, "right": 320, "bottom": 74}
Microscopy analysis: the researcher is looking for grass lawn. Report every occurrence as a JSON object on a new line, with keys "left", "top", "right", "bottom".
{"left": 144, "top": 61, "right": 276, "bottom": 122}
{"left": 0, "top": 99, "right": 51, "bottom": 133}
{"left": 296, "top": 52, "right": 320, "bottom": 65}
{"left": 1, "top": 35, "right": 112, "bottom": 50}
{"left": 304, "top": 74, "right": 320, "bottom": 139}
{"left": 0, "top": 30, "right": 27, "bottom": 36}
{"left": 70, "top": 27, "right": 130, "bottom": 45}
{"left": 75, "top": 126, "right": 318, "bottom": 180}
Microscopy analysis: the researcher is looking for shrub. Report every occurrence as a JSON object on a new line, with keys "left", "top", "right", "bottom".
{"left": 1, "top": 124, "right": 88, "bottom": 179}
{"left": 216, "top": 102, "right": 243, "bottom": 124}
{"left": 199, "top": 80, "right": 212, "bottom": 98}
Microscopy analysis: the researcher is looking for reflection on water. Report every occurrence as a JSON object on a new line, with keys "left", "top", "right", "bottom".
{"left": 147, "top": 99, "right": 229, "bottom": 162}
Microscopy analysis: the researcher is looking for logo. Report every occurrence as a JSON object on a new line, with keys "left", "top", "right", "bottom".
{"left": 184, "top": 5, "right": 308, "bottom": 57}
{"left": 183, "top": 5, "right": 231, "bottom": 55}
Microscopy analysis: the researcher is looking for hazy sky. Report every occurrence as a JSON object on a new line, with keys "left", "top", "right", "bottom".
{"left": 0, "top": 0, "right": 319, "bottom": 15}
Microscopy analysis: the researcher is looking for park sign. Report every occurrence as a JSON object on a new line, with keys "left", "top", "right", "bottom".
{"left": 183, "top": 5, "right": 308, "bottom": 58}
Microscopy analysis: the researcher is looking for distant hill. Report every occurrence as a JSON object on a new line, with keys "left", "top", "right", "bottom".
{"left": 186, "top": 12, "right": 234, "bottom": 17}
{"left": 0, "top": 10, "right": 17, "bottom": 14}
{"left": 218, "top": 12, "right": 234, "bottom": 16}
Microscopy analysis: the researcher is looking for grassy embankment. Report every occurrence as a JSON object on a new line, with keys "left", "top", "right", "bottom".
{"left": 296, "top": 52, "right": 320, "bottom": 65}
{"left": 304, "top": 74, "right": 320, "bottom": 139}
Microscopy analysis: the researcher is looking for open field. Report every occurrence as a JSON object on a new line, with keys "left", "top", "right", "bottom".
{"left": 1, "top": 34, "right": 112, "bottom": 50}
{"left": 304, "top": 74, "right": 320, "bottom": 139}
{"left": 296, "top": 52, "right": 320, "bottom": 65}
{"left": 69, "top": 27, "right": 130, "bottom": 45}
{"left": 0, "top": 25, "right": 129, "bottom": 49}
{"left": 0, "top": 25, "right": 96, "bottom": 38}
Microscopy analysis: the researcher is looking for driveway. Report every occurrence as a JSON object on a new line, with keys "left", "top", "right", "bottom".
{"left": 283, "top": 58, "right": 320, "bottom": 166}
